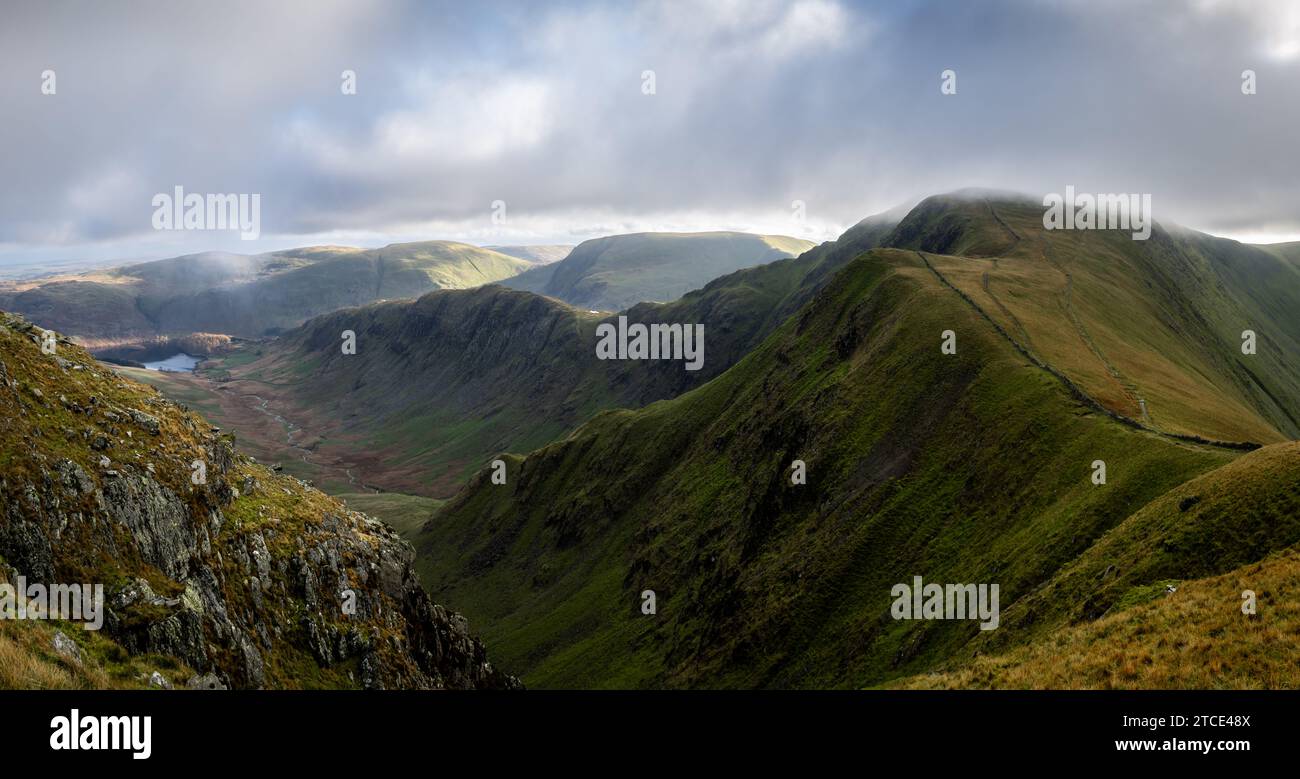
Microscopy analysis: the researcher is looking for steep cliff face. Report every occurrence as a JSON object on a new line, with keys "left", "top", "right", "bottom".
{"left": 0, "top": 311, "right": 517, "bottom": 689}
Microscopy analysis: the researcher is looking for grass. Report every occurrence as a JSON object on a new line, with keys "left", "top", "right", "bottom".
{"left": 894, "top": 545, "right": 1300, "bottom": 689}
{"left": 502, "top": 231, "right": 815, "bottom": 312}
{"left": 421, "top": 247, "right": 1260, "bottom": 688}
{"left": 0, "top": 312, "right": 489, "bottom": 689}
{"left": 335, "top": 492, "right": 444, "bottom": 538}
{"left": 914, "top": 197, "right": 1300, "bottom": 443}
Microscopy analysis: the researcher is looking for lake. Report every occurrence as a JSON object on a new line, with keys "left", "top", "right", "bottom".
{"left": 142, "top": 353, "right": 202, "bottom": 373}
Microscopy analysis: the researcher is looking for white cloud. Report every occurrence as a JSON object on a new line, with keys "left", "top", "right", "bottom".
{"left": 1197, "top": 0, "right": 1300, "bottom": 60}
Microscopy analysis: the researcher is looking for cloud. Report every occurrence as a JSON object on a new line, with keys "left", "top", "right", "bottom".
{"left": 1, "top": 0, "right": 1298, "bottom": 265}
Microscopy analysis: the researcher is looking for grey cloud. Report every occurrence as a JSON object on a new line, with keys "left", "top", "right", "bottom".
{"left": 2, "top": 0, "right": 1298, "bottom": 268}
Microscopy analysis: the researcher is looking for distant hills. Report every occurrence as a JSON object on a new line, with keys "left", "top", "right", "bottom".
{"left": 486, "top": 245, "right": 573, "bottom": 265}
{"left": 200, "top": 218, "right": 892, "bottom": 496}
{"left": 0, "top": 241, "right": 534, "bottom": 359}
{"left": 501, "top": 231, "right": 815, "bottom": 312}
{"left": 204, "top": 195, "right": 1300, "bottom": 504}
{"left": 420, "top": 228, "right": 1300, "bottom": 687}
{"left": 14, "top": 191, "right": 1299, "bottom": 690}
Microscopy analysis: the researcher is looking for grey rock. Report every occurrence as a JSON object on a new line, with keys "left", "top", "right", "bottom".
{"left": 127, "top": 409, "right": 161, "bottom": 436}
{"left": 53, "top": 631, "right": 82, "bottom": 664}
{"left": 186, "top": 673, "right": 227, "bottom": 690}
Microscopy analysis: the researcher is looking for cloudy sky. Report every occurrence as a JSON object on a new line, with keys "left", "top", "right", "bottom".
{"left": 2, "top": 0, "right": 1298, "bottom": 270}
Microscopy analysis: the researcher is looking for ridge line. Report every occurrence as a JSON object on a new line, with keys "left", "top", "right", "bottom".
{"left": 914, "top": 250, "right": 1259, "bottom": 452}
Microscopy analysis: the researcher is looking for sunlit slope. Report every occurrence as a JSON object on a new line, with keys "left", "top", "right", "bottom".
{"left": 0, "top": 312, "right": 515, "bottom": 689}
{"left": 502, "top": 231, "right": 815, "bottom": 311}
{"left": 216, "top": 217, "right": 895, "bottom": 497}
{"left": 0, "top": 241, "right": 533, "bottom": 349}
{"left": 420, "top": 248, "right": 1240, "bottom": 688}
{"left": 886, "top": 194, "right": 1300, "bottom": 443}
{"left": 979, "top": 441, "right": 1300, "bottom": 649}
{"left": 896, "top": 549, "right": 1300, "bottom": 689}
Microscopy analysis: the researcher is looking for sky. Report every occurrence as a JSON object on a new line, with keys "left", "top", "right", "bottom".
{"left": 1, "top": 0, "right": 1299, "bottom": 271}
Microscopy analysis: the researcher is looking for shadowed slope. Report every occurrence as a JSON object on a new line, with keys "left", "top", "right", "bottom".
{"left": 419, "top": 248, "right": 1253, "bottom": 688}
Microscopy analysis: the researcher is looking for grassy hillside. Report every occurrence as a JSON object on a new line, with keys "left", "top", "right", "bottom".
{"left": 896, "top": 541, "right": 1300, "bottom": 689}
{"left": 418, "top": 247, "right": 1272, "bottom": 688}
{"left": 0, "top": 311, "right": 515, "bottom": 689}
{"left": 202, "top": 218, "right": 895, "bottom": 497}
{"left": 335, "top": 492, "right": 445, "bottom": 539}
{"left": 0, "top": 241, "right": 533, "bottom": 356}
{"left": 486, "top": 245, "right": 573, "bottom": 265}
{"left": 502, "top": 231, "right": 815, "bottom": 311}
{"left": 889, "top": 193, "right": 1300, "bottom": 443}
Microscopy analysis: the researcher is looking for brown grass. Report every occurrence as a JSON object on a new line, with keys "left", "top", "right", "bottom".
{"left": 893, "top": 546, "right": 1300, "bottom": 689}
{"left": 0, "top": 622, "right": 112, "bottom": 690}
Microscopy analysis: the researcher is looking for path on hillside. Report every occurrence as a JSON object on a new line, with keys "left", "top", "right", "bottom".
{"left": 980, "top": 269, "right": 1039, "bottom": 352}
{"left": 985, "top": 198, "right": 1021, "bottom": 258}
{"left": 917, "top": 250, "right": 1258, "bottom": 452}
{"left": 984, "top": 201, "right": 1155, "bottom": 427}
{"left": 980, "top": 202, "right": 1041, "bottom": 350}
{"left": 1037, "top": 239, "right": 1156, "bottom": 428}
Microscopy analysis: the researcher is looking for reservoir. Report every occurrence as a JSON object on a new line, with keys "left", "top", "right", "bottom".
{"left": 142, "top": 353, "right": 202, "bottom": 373}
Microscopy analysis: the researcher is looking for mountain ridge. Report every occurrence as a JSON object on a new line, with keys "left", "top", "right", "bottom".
{"left": 0, "top": 311, "right": 518, "bottom": 689}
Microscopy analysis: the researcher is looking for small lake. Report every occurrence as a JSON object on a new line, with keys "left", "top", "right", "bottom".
{"left": 142, "top": 353, "right": 202, "bottom": 373}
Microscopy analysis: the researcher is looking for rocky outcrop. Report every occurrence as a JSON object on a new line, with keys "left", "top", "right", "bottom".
{"left": 0, "top": 311, "right": 518, "bottom": 689}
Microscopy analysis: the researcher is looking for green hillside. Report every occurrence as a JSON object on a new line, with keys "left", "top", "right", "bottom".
{"left": 897, "top": 508, "right": 1300, "bottom": 689}
{"left": 485, "top": 245, "right": 573, "bottom": 265}
{"left": 0, "top": 312, "right": 515, "bottom": 689}
{"left": 417, "top": 245, "right": 1285, "bottom": 688}
{"left": 0, "top": 241, "right": 533, "bottom": 357}
{"left": 888, "top": 193, "right": 1300, "bottom": 443}
{"left": 207, "top": 219, "right": 894, "bottom": 497}
{"left": 502, "top": 231, "right": 815, "bottom": 311}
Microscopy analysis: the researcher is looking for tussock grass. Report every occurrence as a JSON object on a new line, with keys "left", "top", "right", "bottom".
{"left": 895, "top": 546, "right": 1300, "bottom": 689}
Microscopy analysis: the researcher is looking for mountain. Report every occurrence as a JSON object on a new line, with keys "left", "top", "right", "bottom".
{"left": 409, "top": 195, "right": 1300, "bottom": 688}
{"left": 0, "top": 311, "right": 516, "bottom": 689}
{"left": 486, "top": 245, "right": 573, "bottom": 265}
{"left": 0, "top": 241, "right": 533, "bottom": 360}
{"left": 886, "top": 192, "right": 1300, "bottom": 443}
{"left": 193, "top": 192, "right": 1300, "bottom": 503}
{"left": 500, "top": 231, "right": 816, "bottom": 312}
{"left": 5, "top": 192, "right": 1297, "bottom": 690}
{"left": 897, "top": 442, "right": 1300, "bottom": 688}
{"left": 195, "top": 217, "right": 895, "bottom": 497}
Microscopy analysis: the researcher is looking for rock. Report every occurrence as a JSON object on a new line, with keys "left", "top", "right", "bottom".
{"left": 128, "top": 409, "right": 161, "bottom": 436}
{"left": 186, "top": 673, "right": 227, "bottom": 690}
{"left": 55, "top": 460, "right": 94, "bottom": 495}
{"left": 0, "top": 312, "right": 520, "bottom": 691}
{"left": 53, "top": 631, "right": 82, "bottom": 664}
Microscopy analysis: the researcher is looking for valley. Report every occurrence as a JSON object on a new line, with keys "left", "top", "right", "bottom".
{"left": 6, "top": 191, "right": 1297, "bottom": 690}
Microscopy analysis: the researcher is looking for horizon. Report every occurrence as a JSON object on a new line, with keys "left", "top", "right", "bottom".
{"left": 3, "top": 0, "right": 1299, "bottom": 268}
{"left": 4, "top": 186, "right": 1297, "bottom": 282}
